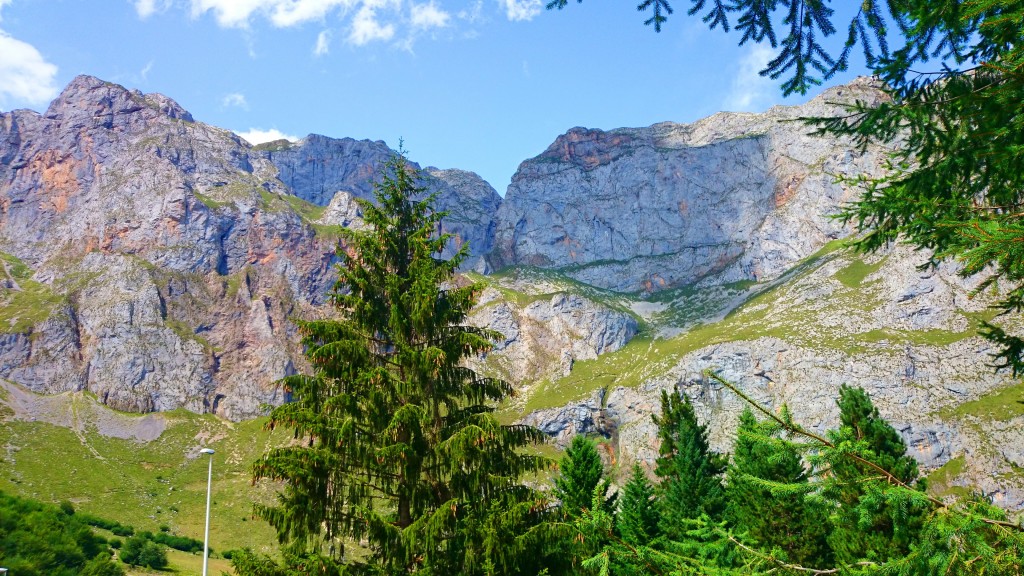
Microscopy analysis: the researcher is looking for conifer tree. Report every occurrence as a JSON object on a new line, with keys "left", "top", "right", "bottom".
{"left": 824, "top": 385, "right": 927, "bottom": 564}
{"left": 616, "top": 464, "right": 660, "bottom": 547}
{"left": 725, "top": 407, "right": 832, "bottom": 568}
{"left": 554, "top": 435, "right": 616, "bottom": 519}
{"left": 241, "top": 153, "right": 553, "bottom": 575}
{"left": 652, "top": 389, "right": 727, "bottom": 540}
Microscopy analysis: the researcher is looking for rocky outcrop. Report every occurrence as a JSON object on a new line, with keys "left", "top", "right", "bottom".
{"left": 425, "top": 168, "right": 501, "bottom": 272}
{"left": 262, "top": 137, "right": 502, "bottom": 270}
{"left": 492, "top": 78, "right": 889, "bottom": 292}
{"left": 519, "top": 243, "right": 1024, "bottom": 509}
{"left": 467, "top": 287, "right": 639, "bottom": 386}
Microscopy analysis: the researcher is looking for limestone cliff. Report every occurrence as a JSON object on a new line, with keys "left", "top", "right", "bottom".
{"left": 492, "top": 78, "right": 888, "bottom": 292}
{"left": 0, "top": 76, "right": 498, "bottom": 418}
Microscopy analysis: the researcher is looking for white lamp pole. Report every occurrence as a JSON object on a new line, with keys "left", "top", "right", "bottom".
{"left": 200, "top": 448, "right": 215, "bottom": 576}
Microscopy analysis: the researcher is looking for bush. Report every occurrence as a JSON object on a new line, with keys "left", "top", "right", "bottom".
{"left": 137, "top": 541, "right": 168, "bottom": 570}
{"left": 78, "top": 513, "right": 135, "bottom": 537}
{"left": 151, "top": 531, "right": 205, "bottom": 554}
{"left": 81, "top": 553, "right": 126, "bottom": 576}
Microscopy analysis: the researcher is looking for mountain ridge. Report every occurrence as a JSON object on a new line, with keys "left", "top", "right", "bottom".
{"left": 1, "top": 74, "right": 1022, "bottom": 511}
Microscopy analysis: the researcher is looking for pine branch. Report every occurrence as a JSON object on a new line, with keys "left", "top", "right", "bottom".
{"left": 703, "top": 369, "right": 1024, "bottom": 532}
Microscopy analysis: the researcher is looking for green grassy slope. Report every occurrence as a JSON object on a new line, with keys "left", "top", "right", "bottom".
{"left": 0, "top": 391, "right": 289, "bottom": 571}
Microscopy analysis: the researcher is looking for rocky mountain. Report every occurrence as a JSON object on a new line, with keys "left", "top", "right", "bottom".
{"left": 1, "top": 75, "right": 1021, "bottom": 511}
{"left": 492, "top": 78, "right": 888, "bottom": 291}
{"left": 0, "top": 75, "right": 497, "bottom": 419}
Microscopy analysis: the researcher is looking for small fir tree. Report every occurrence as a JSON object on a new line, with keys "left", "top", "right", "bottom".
{"left": 652, "top": 389, "right": 727, "bottom": 540}
{"left": 725, "top": 407, "right": 832, "bottom": 568}
{"left": 241, "top": 153, "right": 553, "bottom": 575}
{"left": 824, "top": 385, "right": 927, "bottom": 564}
{"left": 554, "top": 435, "right": 616, "bottom": 518}
{"left": 616, "top": 464, "right": 660, "bottom": 547}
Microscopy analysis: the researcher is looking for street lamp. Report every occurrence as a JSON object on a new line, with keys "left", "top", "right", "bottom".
{"left": 200, "top": 448, "right": 215, "bottom": 576}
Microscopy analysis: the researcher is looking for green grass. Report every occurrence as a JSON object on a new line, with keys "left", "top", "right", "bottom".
{"left": 834, "top": 254, "right": 887, "bottom": 288}
{"left": 252, "top": 139, "right": 295, "bottom": 153}
{"left": 0, "top": 253, "right": 65, "bottom": 333}
{"left": 193, "top": 191, "right": 234, "bottom": 211}
{"left": 282, "top": 194, "right": 327, "bottom": 222}
{"left": 513, "top": 242, "right": 983, "bottom": 414}
{"left": 0, "top": 251, "right": 32, "bottom": 280}
{"left": 950, "top": 382, "right": 1024, "bottom": 422}
{"left": 926, "top": 455, "right": 972, "bottom": 501}
{"left": 0, "top": 394, "right": 290, "bottom": 557}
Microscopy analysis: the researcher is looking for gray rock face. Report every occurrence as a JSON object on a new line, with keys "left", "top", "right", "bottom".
{"left": 492, "top": 78, "right": 889, "bottom": 292}
{"left": 467, "top": 287, "right": 639, "bottom": 386}
{"left": 425, "top": 168, "right": 501, "bottom": 272}
{"left": 263, "top": 135, "right": 393, "bottom": 205}
{"left": 262, "top": 137, "right": 502, "bottom": 270}
{"left": 0, "top": 75, "right": 491, "bottom": 419}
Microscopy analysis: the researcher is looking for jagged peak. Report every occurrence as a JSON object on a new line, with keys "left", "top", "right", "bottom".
{"left": 45, "top": 74, "right": 194, "bottom": 123}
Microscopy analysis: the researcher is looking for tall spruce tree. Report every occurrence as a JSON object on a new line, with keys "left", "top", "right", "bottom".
{"left": 554, "top": 435, "right": 616, "bottom": 519}
{"left": 240, "top": 153, "right": 553, "bottom": 576}
{"left": 824, "top": 385, "right": 927, "bottom": 564}
{"left": 725, "top": 408, "right": 832, "bottom": 568}
{"left": 652, "top": 389, "right": 727, "bottom": 540}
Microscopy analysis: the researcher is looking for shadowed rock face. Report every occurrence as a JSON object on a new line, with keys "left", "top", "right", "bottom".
{"left": 261, "top": 136, "right": 502, "bottom": 271}
{"left": 492, "top": 78, "right": 889, "bottom": 292}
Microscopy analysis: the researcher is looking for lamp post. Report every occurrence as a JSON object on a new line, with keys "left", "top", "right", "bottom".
{"left": 200, "top": 448, "right": 215, "bottom": 576}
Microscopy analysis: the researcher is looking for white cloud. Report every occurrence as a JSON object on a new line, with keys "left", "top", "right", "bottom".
{"left": 457, "top": 0, "right": 483, "bottom": 23}
{"left": 188, "top": 0, "right": 355, "bottom": 28}
{"left": 498, "top": 0, "right": 540, "bottom": 22}
{"left": 134, "top": 0, "right": 172, "bottom": 19}
{"left": 0, "top": 30, "right": 59, "bottom": 108}
{"left": 314, "top": 29, "right": 332, "bottom": 55}
{"left": 140, "top": 60, "right": 154, "bottom": 81}
{"left": 221, "top": 92, "right": 249, "bottom": 108}
{"left": 723, "top": 44, "right": 776, "bottom": 112}
{"left": 347, "top": 1, "right": 396, "bottom": 46}
{"left": 269, "top": 0, "right": 351, "bottom": 27}
{"left": 235, "top": 128, "right": 299, "bottom": 145}
{"left": 410, "top": 1, "right": 449, "bottom": 30}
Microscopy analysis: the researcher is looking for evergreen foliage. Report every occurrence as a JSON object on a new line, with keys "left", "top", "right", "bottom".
{"left": 823, "top": 385, "right": 927, "bottom": 564}
{"left": 548, "top": 0, "right": 1024, "bottom": 379}
{"left": 570, "top": 374, "right": 1024, "bottom": 575}
{"left": 725, "top": 407, "right": 832, "bottom": 568}
{"left": 241, "top": 153, "right": 553, "bottom": 575}
{"left": 118, "top": 534, "right": 168, "bottom": 569}
{"left": 652, "top": 389, "right": 727, "bottom": 539}
{"left": 0, "top": 490, "right": 123, "bottom": 576}
{"left": 608, "top": 465, "right": 663, "bottom": 576}
{"left": 554, "top": 435, "right": 616, "bottom": 518}
{"left": 616, "top": 464, "right": 660, "bottom": 547}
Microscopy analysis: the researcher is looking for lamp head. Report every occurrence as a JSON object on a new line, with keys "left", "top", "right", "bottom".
{"left": 200, "top": 448, "right": 215, "bottom": 455}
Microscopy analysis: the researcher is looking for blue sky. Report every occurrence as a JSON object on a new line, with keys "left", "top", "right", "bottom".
{"left": 0, "top": 0, "right": 870, "bottom": 193}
